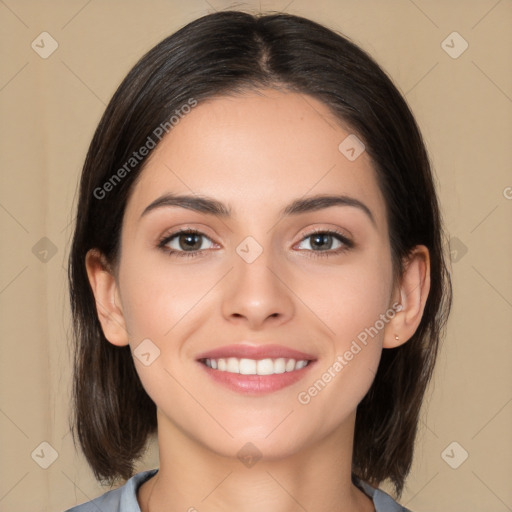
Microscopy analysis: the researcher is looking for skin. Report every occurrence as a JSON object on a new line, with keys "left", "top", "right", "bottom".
{"left": 86, "top": 88, "right": 430, "bottom": 512}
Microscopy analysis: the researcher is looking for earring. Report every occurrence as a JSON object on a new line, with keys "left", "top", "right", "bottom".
{"left": 394, "top": 334, "right": 399, "bottom": 340}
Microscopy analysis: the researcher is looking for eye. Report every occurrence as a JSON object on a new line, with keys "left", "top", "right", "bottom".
{"left": 296, "top": 230, "right": 353, "bottom": 256}
{"left": 157, "top": 228, "right": 352, "bottom": 259}
{"left": 158, "top": 229, "right": 217, "bottom": 258}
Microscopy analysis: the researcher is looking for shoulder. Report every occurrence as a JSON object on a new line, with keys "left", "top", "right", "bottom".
{"left": 63, "top": 469, "right": 158, "bottom": 512}
{"left": 354, "top": 476, "right": 413, "bottom": 512}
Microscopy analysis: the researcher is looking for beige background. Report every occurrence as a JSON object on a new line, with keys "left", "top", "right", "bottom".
{"left": 1, "top": 0, "right": 511, "bottom": 511}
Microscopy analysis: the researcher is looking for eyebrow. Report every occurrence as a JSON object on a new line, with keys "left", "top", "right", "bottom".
{"left": 140, "top": 193, "right": 376, "bottom": 226}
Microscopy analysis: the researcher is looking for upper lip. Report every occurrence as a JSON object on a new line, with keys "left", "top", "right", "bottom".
{"left": 196, "top": 343, "right": 316, "bottom": 361}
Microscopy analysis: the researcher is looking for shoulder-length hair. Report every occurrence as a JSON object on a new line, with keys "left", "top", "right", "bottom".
{"left": 68, "top": 10, "right": 452, "bottom": 498}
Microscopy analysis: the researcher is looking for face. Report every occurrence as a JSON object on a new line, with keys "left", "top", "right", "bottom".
{"left": 109, "top": 89, "right": 400, "bottom": 460}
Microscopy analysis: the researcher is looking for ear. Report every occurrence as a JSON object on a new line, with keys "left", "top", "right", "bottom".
{"left": 383, "top": 245, "right": 431, "bottom": 349}
{"left": 85, "top": 248, "right": 129, "bottom": 347}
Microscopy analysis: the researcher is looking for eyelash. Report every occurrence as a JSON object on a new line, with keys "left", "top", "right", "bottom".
{"left": 157, "top": 228, "right": 354, "bottom": 259}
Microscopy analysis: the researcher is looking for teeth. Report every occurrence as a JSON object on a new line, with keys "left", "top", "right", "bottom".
{"left": 203, "top": 357, "right": 310, "bottom": 375}
{"left": 239, "top": 358, "right": 256, "bottom": 374}
{"left": 285, "top": 358, "right": 296, "bottom": 372}
{"left": 274, "top": 358, "right": 286, "bottom": 374}
{"left": 227, "top": 357, "right": 239, "bottom": 373}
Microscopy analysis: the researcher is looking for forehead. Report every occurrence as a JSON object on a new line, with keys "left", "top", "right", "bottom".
{"left": 124, "top": 89, "right": 387, "bottom": 230}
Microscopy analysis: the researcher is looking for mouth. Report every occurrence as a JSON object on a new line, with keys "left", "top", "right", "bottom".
{"left": 200, "top": 357, "right": 311, "bottom": 375}
{"left": 196, "top": 344, "right": 316, "bottom": 394}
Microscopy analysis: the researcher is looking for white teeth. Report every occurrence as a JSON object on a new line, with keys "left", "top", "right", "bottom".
{"left": 274, "top": 358, "right": 286, "bottom": 374}
{"left": 226, "top": 357, "right": 239, "bottom": 373}
{"left": 239, "top": 358, "right": 257, "bottom": 375}
{"left": 204, "top": 357, "right": 310, "bottom": 375}
{"left": 295, "top": 360, "right": 308, "bottom": 369}
{"left": 285, "top": 358, "right": 296, "bottom": 372}
{"left": 257, "top": 358, "right": 274, "bottom": 375}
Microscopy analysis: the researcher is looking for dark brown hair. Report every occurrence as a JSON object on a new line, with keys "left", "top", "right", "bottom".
{"left": 68, "top": 10, "right": 452, "bottom": 497}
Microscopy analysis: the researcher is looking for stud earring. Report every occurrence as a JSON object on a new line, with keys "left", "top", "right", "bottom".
{"left": 394, "top": 334, "right": 399, "bottom": 341}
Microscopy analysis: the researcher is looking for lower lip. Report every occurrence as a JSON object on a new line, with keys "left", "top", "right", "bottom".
{"left": 198, "top": 361, "right": 315, "bottom": 394}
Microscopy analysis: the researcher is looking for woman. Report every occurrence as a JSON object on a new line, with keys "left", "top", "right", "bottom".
{"left": 66, "top": 10, "right": 452, "bottom": 512}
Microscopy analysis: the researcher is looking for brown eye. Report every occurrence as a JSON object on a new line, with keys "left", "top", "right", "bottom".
{"left": 159, "top": 229, "right": 216, "bottom": 256}
{"left": 297, "top": 231, "right": 351, "bottom": 252}
{"left": 177, "top": 232, "right": 203, "bottom": 251}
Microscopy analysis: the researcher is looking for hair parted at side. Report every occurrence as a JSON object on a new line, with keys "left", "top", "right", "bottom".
{"left": 68, "top": 10, "right": 452, "bottom": 497}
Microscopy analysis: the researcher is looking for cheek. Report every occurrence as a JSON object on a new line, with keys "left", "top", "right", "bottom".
{"left": 294, "top": 254, "right": 393, "bottom": 426}
{"left": 118, "top": 253, "right": 220, "bottom": 342}
{"left": 301, "top": 247, "right": 394, "bottom": 348}
{"left": 297, "top": 247, "right": 393, "bottom": 394}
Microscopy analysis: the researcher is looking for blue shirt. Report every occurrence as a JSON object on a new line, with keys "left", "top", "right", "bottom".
{"left": 64, "top": 469, "right": 411, "bottom": 511}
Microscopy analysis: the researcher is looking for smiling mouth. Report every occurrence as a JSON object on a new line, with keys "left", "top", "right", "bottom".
{"left": 200, "top": 357, "right": 312, "bottom": 376}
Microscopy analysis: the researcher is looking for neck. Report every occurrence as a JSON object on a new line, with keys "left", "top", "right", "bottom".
{"left": 138, "top": 410, "right": 375, "bottom": 512}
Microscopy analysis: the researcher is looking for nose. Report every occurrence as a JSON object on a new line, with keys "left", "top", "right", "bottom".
{"left": 221, "top": 248, "right": 295, "bottom": 330}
